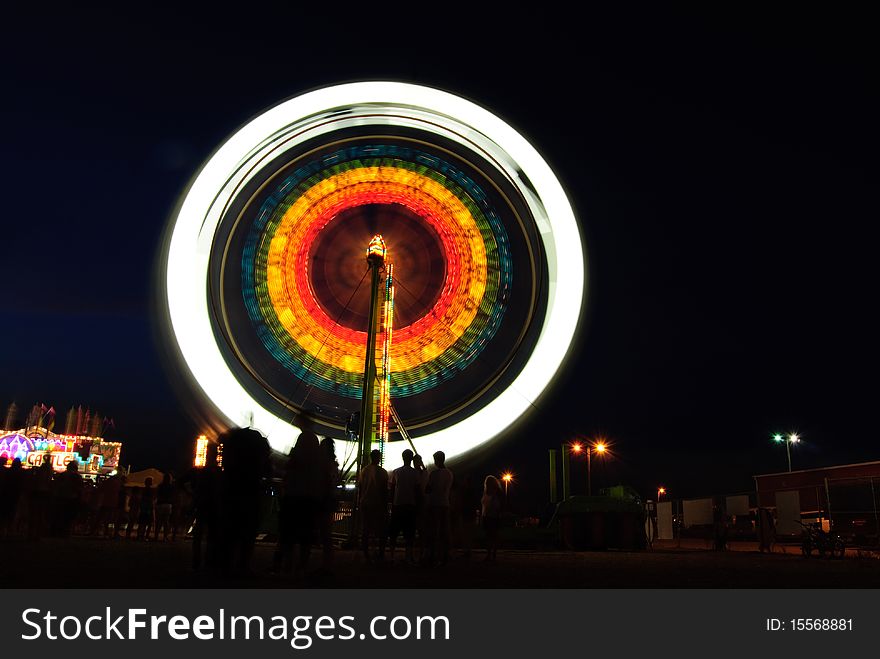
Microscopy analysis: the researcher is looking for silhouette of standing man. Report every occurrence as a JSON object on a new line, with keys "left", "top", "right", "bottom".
{"left": 358, "top": 449, "right": 388, "bottom": 563}
{"left": 425, "top": 451, "right": 453, "bottom": 566}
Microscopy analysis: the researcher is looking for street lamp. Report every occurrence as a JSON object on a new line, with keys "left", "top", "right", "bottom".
{"left": 502, "top": 472, "right": 513, "bottom": 497}
{"left": 658, "top": 486, "right": 666, "bottom": 499}
{"left": 567, "top": 439, "right": 611, "bottom": 496}
{"left": 773, "top": 432, "right": 800, "bottom": 472}
{"left": 587, "top": 442, "right": 608, "bottom": 497}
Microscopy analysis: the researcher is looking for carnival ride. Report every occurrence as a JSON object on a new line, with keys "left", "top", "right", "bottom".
{"left": 160, "top": 82, "right": 585, "bottom": 473}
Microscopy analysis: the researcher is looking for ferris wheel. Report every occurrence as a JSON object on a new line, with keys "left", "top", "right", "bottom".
{"left": 161, "top": 82, "right": 586, "bottom": 467}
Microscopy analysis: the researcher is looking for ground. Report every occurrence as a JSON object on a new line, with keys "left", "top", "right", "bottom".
{"left": 2, "top": 537, "right": 879, "bottom": 588}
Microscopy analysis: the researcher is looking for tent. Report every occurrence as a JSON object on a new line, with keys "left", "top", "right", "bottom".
{"left": 125, "top": 468, "right": 166, "bottom": 488}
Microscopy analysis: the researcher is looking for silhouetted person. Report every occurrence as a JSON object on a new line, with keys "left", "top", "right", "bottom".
{"left": 388, "top": 449, "right": 419, "bottom": 564}
{"left": 137, "top": 477, "right": 155, "bottom": 540}
{"left": 412, "top": 453, "right": 428, "bottom": 561}
{"left": 218, "top": 427, "right": 271, "bottom": 575}
{"left": 188, "top": 443, "right": 221, "bottom": 569}
{"left": 425, "top": 451, "right": 453, "bottom": 566}
{"left": 28, "top": 458, "right": 53, "bottom": 540}
{"left": 114, "top": 475, "right": 128, "bottom": 538}
{"left": 81, "top": 478, "right": 100, "bottom": 535}
{"left": 358, "top": 449, "right": 388, "bottom": 563}
{"left": 0, "top": 460, "right": 7, "bottom": 537}
{"left": 126, "top": 486, "right": 142, "bottom": 540}
{"left": 273, "top": 448, "right": 297, "bottom": 574}
{"left": 757, "top": 507, "right": 776, "bottom": 553}
{"left": 273, "top": 426, "right": 328, "bottom": 575}
{"left": 481, "top": 475, "right": 503, "bottom": 562}
{"left": 53, "top": 460, "right": 82, "bottom": 537}
{"left": 0, "top": 458, "right": 25, "bottom": 538}
{"left": 319, "top": 436, "right": 339, "bottom": 574}
{"left": 94, "top": 474, "right": 123, "bottom": 537}
{"left": 169, "top": 477, "right": 187, "bottom": 541}
{"left": 712, "top": 501, "right": 728, "bottom": 551}
{"left": 0, "top": 460, "right": 7, "bottom": 519}
{"left": 154, "top": 473, "right": 174, "bottom": 541}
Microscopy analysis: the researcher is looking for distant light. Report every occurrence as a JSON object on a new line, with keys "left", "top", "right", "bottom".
{"left": 594, "top": 442, "right": 607, "bottom": 454}
{"left": 658, "top": 487, "right": 666, "bottom": 495}
{"left": 193, "top": 435, "right": 209, "bottom": 468}
{"left": 571, "top": 442, "right": 582, "bottom": 453}
{"left": 772, "top": 433, "right": 784, "bottom": 443}
{"left": 502, "top": 472, "right": 513, "bottom": 483}
{"left": 789, "top": 433, "right": 800, "bottom": 444}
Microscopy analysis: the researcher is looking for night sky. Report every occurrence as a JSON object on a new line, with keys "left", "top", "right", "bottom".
{"left": 2, "top": 6, "right": 876, "bottom": 507}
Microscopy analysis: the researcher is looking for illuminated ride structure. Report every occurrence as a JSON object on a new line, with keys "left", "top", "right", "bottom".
{"left": 359, "top": 235, "right": 398, "bottom": 472}
{"left": 162, "top": 82, "right": 586, "bottom": 471}
{"left": 1, "top": 404, "right": 122, "bottom": 477}
{"left": 0, "top": 428, "right": 121, "bottom": 477}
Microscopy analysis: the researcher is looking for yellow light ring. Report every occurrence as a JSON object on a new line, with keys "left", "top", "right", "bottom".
{"left": 266, "top": 169, "right": 487, "bottom": 372}
{"left": 289, "top": 185, "right": 469, "bottom": 346}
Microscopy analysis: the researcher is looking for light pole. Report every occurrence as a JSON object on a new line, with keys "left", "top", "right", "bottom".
{"left": 572, "top": 440, "right": 606, "bottom": 496}
{"left": 591, "top": 441, "right": 607, "bottom": 495}
{"left": 773, "top": 432, "right": 800, "bottom": 472}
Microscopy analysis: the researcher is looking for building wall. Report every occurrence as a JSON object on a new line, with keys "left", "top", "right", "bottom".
{"left": 755, "top": 462, "right": 880, "bottom": 513}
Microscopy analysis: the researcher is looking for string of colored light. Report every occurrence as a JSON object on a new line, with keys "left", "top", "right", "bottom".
{"left": 241, "top": 144, "right": 512, "bottom": 399}
{"left": 378, "top": 262, "right": 395, "bottom": 453}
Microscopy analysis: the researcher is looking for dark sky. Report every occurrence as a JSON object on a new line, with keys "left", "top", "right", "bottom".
{"left": 2, "top": 5, "right": 876, "bottom": 505}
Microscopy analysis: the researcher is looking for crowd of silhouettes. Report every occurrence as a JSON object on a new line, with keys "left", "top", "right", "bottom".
{"left": 358, "top": 448, "right": 505, "bottom": 567}
{"left": 0, "top": 456, "right": 189, "bottom": 542}
{"left": 1, "top": 425, "right": 508, "bottom": 576}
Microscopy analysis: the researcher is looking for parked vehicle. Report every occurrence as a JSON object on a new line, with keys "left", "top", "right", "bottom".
{"left": 799, "top": 521, "right": 845, "bottom": 558}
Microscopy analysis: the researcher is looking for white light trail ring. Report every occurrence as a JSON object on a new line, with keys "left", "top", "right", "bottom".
{"left": 163, "top": 82, "right": 586, "bottom": 462}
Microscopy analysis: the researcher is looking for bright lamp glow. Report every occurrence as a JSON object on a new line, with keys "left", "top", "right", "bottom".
{"left": 772, "top": 433, "right": 784, "bottom": 443}
{"left": 594, "top": 442, "right": 607, "bottom": 454}
{"left": 193, "top": 435, "right": 209, "bottom": 468}
{"left": 571, "top": 442, "right": 582, "bottom": 453}
{"left": 164, "top": 82, "right": 586, "bottom": 461}
{"left": 502, "top": 472, "right": 513, "bottom": 483}
{"left": 789, "top": 433, "right": 800, "bottom": 444}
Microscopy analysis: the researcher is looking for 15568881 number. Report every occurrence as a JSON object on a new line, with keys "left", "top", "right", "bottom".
{"left": 790, "top": 619, "right": 852, "bottom": 631}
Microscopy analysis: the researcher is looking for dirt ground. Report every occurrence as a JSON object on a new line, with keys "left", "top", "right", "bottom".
{"left": 3, "top": 536, "right": 879, "bottom": 588}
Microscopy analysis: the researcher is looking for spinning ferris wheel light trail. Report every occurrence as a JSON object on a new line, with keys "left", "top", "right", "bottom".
{"left": 161, "top": 82, "right": 586, "bottom": 464}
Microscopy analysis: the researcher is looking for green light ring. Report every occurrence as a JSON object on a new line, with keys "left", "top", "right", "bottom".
{"left": 240, "top": 145, "right": 512, "bottom": 396}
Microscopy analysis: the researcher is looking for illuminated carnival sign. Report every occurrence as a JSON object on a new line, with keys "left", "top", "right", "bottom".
{"left": 0, "top": 430, "right": 121, "bottom": 474}
{"left": 24, "top": 451, "right": 79, "bottom": 470}
{"left": 0, "top": 434, "right": 35, "bottom": 461}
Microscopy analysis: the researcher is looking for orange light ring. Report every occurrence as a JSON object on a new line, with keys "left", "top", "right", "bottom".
{"left": 243, "top": 147, "right": 511, "bottom": 397}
